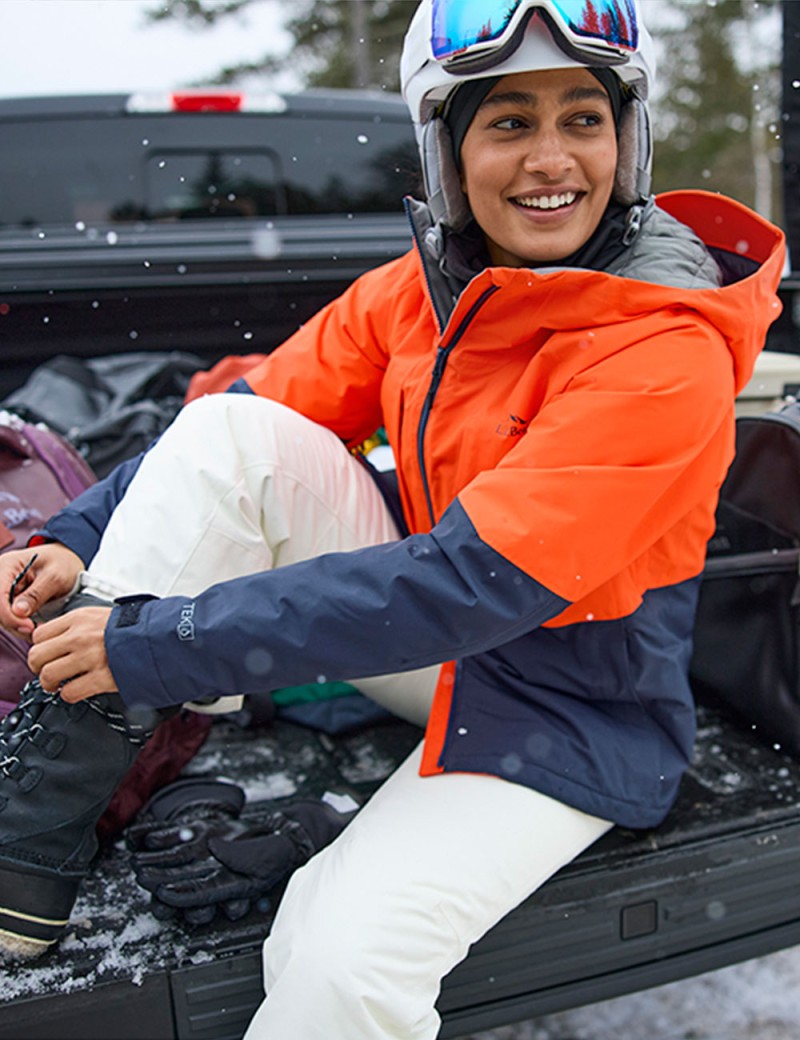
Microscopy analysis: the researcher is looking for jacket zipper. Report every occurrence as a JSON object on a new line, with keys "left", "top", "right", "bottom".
{"left": 417, "top": 285, "right": 500, "bottom": 526}
{"left": 437, "top": 659, "right": 464, "bottom": 769}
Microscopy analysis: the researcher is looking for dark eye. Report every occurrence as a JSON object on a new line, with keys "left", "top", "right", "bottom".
{"left": 492, "top": 115, "right": 528, "bottom": 131}
{"left": 571, "top": 112, "right": 604, "bottom": 128}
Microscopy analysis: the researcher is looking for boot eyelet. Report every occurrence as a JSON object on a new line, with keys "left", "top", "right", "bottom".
{"left": 40, "top": 732, "right": 67, "bottom": 759}
{"left": 19, "top": 766, "right": 42, "bottom": 793}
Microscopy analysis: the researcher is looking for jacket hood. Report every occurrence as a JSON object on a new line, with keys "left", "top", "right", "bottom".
{"left": 652, "top": 191, "right": 786, "bottom": 394}
{"left": 409, "top": 189, "right": 785, "bottom": 397}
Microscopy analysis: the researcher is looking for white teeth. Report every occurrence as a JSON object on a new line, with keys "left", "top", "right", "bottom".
{"left": 516, "top": 191, "right": 577, "bottom": 210}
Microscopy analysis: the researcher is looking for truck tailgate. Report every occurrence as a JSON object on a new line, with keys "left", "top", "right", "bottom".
{"left": 2, "top": 703, "right": 800, "bottom": 1040}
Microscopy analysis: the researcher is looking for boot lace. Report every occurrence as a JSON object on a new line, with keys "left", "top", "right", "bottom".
{"left": 0, "top": 680, "right": 156, "bottom": 786}
{"left": 0, "top": 679, "right": 55, "bottom": 781}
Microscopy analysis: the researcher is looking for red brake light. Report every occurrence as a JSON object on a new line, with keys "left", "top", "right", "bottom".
{"left": 171, "top": 93, "right": 243, "bottom": 113}
{"left": 127, "top": 91, "right": 287, "bottom": 115}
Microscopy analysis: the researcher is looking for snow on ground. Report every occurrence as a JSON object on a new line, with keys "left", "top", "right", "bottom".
{"left": 459, "top": 946, "right": 800, "bottom": 1040}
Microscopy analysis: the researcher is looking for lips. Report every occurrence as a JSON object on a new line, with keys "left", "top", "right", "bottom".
{"left": 513, "top": 190, "right": 579, "bottom": 211}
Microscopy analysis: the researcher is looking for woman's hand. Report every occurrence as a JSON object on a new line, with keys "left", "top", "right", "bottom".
{"left": 0, "top": 543, "right": 85, "bottom": 638}
{"left": 28, "top": 607, "right": 117, "bottom": 702}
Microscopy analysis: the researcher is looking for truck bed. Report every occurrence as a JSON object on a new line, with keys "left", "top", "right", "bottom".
{"left": 2, "top": 700, "right": 800, "bottom": 1040}
{"left": 0, "top": 213, "right": 412, "bottom": 399}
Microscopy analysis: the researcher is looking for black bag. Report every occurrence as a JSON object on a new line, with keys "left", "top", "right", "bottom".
{"left": 2, "top": 352, "right": 206, "bottom": 478}
{"left": 690, "top": 401, "right": 800, "bottom": 757}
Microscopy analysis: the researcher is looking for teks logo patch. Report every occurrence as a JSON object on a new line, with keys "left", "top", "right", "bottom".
{"left": 177, "top": 602, "right": 196, "bottom": 642}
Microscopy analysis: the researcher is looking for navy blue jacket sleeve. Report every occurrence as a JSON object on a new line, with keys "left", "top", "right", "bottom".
{"left": 39, "top": 453, "right": 146, "bottom": 565}
{"left": 105, "top": 499, "right": 570, "bottom": 710}
{"left": 38, "top": 382, "right": 254, "bottom": 563}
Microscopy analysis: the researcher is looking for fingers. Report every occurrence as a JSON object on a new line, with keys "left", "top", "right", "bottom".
{"left": 56, "top": 671, "right": 119, "bottom": 703}
{"left": 0, "top": 552, "right": 40, "bottom": 636}
{"left": 11, "top": 587, "right": 46, "bottom": 625}
{"left": 5, "top": 612, "right": 35, "bottom": 640}
{"left": 0, "top": 544, "right": 84, "bottom": 636}
{"left": 28, "top": 607, "right": 116, "bottom": 701}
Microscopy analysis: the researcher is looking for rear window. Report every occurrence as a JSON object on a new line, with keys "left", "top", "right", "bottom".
{"left": 0, "top": 109, "right": 420, "bottom": 228}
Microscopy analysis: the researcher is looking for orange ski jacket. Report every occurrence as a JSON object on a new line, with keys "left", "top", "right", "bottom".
{"left": 239, "top": 190, "right": 784, "bottom": 822}
{"left": 50, "top": 191, "right": 785, "bottom": 827}
{"left": 245, "top": 192, "right": 783, "bottom": 628}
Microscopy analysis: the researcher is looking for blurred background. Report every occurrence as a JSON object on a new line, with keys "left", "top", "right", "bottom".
{"left": 1, "top": 3, "right": 797, "bottom": 1039}
{"left": 2, "top": 0, "right": 787, "bottom": 227}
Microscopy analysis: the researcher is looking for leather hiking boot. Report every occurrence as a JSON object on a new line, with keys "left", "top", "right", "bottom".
{"left": 0, "top": 678, "right": 156, "bottom": 961}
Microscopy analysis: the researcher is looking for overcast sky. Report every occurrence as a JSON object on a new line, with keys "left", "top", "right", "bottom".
{"left": 3, "top": 0, "right": 783, "bottom": 101}
{"left": 1, "top": 0, "right": 296, "bottom": 98}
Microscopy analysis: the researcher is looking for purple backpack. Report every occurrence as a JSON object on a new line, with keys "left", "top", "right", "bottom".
{"left": 0, "top": 412, "right": 96, "bottom": 713}
{"left": 0, "top": 411, "right": 214, "bottom": 841}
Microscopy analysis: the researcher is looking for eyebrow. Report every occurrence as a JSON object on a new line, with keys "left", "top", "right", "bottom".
{"left": 479, "top": 85, "right": 611, "bottom": 110}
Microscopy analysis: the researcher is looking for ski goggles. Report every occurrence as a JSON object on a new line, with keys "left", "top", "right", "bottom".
{"left": 431, "top": 0, "right": 639, "bottom": 73}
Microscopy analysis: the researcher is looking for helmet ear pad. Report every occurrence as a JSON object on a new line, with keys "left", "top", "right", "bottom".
{"left": 613, "top": 97, "right": 651, "bottom": 206}
{"left": 421, "top": 118, "right": 472, "bottom": 231}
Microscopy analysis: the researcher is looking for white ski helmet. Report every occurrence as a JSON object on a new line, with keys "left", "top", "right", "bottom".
{"left": 400, "top": 0, "right": 656, "bottom": 229}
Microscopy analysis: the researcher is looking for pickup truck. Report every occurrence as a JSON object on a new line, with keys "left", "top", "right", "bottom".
{"left": 1, "top": 18, "right": 800, "bottom": 1036}
{"left": 0, "top": 87, "right": 420, "bottom": 399}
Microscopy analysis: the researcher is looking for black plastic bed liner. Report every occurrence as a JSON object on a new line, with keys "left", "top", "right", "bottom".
{"left": 2, "top": 701, "right": 800, "bottom": 1040}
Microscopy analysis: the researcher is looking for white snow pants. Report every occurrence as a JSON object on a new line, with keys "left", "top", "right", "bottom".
{"left": 84, "top": 394, "right": 612, "bottom": 1040}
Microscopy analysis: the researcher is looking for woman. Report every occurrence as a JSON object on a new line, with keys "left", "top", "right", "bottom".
{"left": 0, "top": 2, "right": 785, "bottom": 1037}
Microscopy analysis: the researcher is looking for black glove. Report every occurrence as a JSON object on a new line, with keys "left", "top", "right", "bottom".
{"left": 127, "top": 777, "right": 358, "bottom": 925}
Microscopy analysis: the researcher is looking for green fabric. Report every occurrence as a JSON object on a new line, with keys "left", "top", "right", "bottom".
{"left": 271, "top": 681, "right": 358, "bottom": 707}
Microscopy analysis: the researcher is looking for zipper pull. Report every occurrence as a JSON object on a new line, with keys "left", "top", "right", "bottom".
{"left": 425, "top": 346, "right": 449, "bottom": 406}
{"left": 424, "top": 226, "right": 444, "bottom": 261}
{"left": 431, "top": 345, "right": 447, "bottom": 382}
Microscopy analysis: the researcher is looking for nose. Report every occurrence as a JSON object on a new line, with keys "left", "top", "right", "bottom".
{"left": 521, "top": 127, "right": 573, "bottom": 179}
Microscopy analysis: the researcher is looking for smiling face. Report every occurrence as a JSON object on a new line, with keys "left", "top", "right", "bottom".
{"left": 458, "top": 67, "right": 618, "bottom": 267}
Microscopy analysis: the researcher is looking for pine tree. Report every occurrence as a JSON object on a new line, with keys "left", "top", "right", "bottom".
{"left": 146, "top": 0, "right": 415, "bottom": 91}
{"left": 650, "top": 0, "right": 781, "bottom": 219}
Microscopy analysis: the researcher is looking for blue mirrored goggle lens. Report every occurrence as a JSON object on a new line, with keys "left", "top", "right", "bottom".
{"left": 431, "top": 0, "right": 517, "bottom": 58}
{"left": 431, "top": 0, "right": 638, "bottom": 60}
